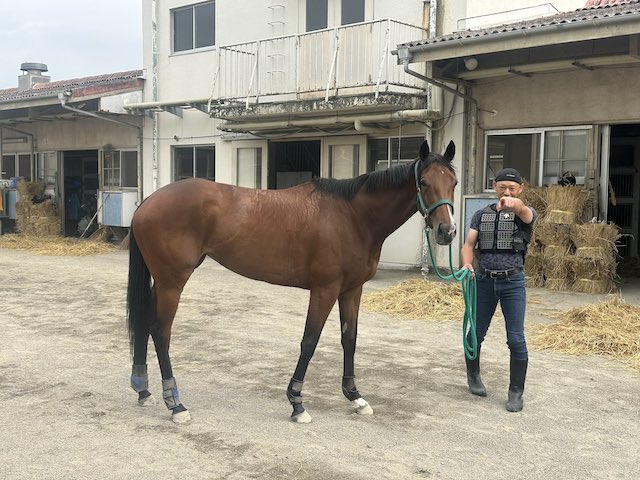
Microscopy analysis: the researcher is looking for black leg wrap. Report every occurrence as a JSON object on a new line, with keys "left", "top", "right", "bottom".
{"left": 287, "top": 378, "right": 306, "bottom": 416}
{"left": 342, "top": 375, "right": 361, "bottom": 401}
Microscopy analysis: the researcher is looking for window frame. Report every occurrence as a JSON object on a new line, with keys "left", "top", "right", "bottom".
{"left": 1, "top": 153, "right": 32, "bottom": 181}
{"left": 173, "top": 145, "right": 216, "bottom": 182}
{"left": 483, "top": 125, "right": 592, "bottom": 190}
{"left": 171, "top": 1, "right": 216, "bottom": 54}
{"left": 100, "top": 148, "right": 139, "bottom": 190}
{"left": 367, "top": 135, "right": 424, "bottom": 172}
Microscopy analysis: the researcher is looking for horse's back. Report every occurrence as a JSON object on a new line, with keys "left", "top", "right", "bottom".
{"left": 131, "top": 179, "right": 355, "bottom": 287}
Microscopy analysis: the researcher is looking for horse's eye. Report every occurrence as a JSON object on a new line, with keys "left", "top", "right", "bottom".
{"left": 419, "top": 179, "right": 427, "bottom": 187}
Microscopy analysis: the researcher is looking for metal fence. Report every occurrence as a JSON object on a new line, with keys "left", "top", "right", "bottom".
{"left": 214, "top": 19, "right": 427, "bottom": 107}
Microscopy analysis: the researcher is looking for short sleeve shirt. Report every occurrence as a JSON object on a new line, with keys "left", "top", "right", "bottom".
{"left": 469, "top": 204, "right": 537, "bottom": 271}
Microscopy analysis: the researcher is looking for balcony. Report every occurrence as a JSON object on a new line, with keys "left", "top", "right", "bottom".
{"left": 210, "top": 19, "right": 429, "bottom": 122}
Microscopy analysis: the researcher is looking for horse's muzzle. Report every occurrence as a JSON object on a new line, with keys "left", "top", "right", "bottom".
{"left": 436, "top": 223, "right": 457, "bottom": 245}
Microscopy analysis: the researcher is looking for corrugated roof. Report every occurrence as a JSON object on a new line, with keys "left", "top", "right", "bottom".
{"left": 0, "top": 69, "right": 144, "bottom": 103}
{"left": 399, "top": 0, "right": 640, "bottom": 49}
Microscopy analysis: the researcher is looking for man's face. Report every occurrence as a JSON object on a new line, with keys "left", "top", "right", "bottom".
{"left": 493, "top": 180, "right": 523, "bottom": 199}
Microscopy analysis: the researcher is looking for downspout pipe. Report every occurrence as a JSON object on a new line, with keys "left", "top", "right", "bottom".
{"left": 396, "top": 46, "right": 478, "bottom": 107}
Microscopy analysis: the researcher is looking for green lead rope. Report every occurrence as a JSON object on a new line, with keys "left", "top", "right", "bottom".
{"left": 423, "top": 229, "right": 478, "bottom": 361}
{"left": 414, "top": 161, "right": 478, "bottom": 360}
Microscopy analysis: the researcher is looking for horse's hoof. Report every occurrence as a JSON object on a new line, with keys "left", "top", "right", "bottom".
{"left": 171, "top": 410, "right": 192, "bottom": 424}
{"left": 291, "top": 410, "right": 312, "bottom": 424}
{"left": 138, "top": 394, "right": 157, "bottom": 407}
{"left": 353, "top": 398, "right": 374, "bottom": 415}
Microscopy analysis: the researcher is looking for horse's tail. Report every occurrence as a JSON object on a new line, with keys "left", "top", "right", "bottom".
{"left": 127, "top": 228, "right": 151, "bottom": 359}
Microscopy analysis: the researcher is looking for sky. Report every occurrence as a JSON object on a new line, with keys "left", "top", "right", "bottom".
{"left": 0, "top": 0, "right": 143, "bottom": 89}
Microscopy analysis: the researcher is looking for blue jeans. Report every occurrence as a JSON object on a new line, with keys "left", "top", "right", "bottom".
{"left": 471, "top": 271, "right": 528, "bottom": 361}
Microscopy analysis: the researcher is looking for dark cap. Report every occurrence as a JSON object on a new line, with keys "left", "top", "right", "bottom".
{"left": 494, "top": 168, "right": 523, "bottom": 184}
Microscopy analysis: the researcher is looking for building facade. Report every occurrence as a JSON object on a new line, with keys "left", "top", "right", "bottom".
{"left": 397, "top": 0, "right": 640, "bottom": 260}
{"left": 131, "top": 0, "right": 445, "bottom": 269}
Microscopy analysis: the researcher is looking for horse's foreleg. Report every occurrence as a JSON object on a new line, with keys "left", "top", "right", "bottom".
{"left": 287, "top": 287, "right": 339, "bottom": 424}
{"left": 151, "top": 284, "right": 191, "bottom": 424}
{"left": 339, "top": 286, "right": 373, "bottom": 415}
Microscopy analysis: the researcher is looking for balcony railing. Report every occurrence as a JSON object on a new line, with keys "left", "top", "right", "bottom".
{"left": 212, "top": 19, "right": 428, "bottom": 109}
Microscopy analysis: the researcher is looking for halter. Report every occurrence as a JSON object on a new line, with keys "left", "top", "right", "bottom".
{"left": 414, "top": 161, "right": 454, "bottom": 227}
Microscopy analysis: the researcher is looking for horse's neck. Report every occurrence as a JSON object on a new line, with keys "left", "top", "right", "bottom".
{"left": 352, "top": 185, "right": 418, "bottom": 243}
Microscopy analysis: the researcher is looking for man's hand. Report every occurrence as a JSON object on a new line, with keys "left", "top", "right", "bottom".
{"left": 497, "top": 196, "right": 523, "bottom": 211}
{"left": 462, "top": 263, "right": 475, "bottom": 277}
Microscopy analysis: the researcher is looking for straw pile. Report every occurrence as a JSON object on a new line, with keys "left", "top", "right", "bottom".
{"left": 361, "top": 279, "right": 464, "bottom": 321}
{"left": 0, "top": 233, "right": 116, "bottom": 256}
{"left": 15, "top": 180, "right": 60, "bottom": 236}
{"left": 530, "top": 296, "right": 640, "bottom": 371}
{"left": 524, "top": 251, "right": 544, "bottom": 287}
{"left": 543, "top": 185, "right": 591, "bottom": 224}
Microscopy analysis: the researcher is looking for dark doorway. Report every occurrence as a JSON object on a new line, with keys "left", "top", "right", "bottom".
{"left": 608, "top": 124, "right": 640, "bottom": 259}
{"left": 268, "top": 140, "right": 321, "bottom": 189}
{"left": 63, "top": 150, "right": 98, "bottom": 236}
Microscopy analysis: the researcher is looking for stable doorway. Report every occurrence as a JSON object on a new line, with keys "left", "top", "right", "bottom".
{"left": 62, "top": 150, "right": 98, "bottom": 237}
{"left": 268, "top": 140, "right": 320, "bottom": 189}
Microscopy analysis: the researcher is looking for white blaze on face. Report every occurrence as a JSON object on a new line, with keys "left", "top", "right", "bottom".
{"left": 439, "top": 168, "right": 456, "bottom": 234}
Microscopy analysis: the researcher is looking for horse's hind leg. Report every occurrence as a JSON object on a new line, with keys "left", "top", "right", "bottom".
{"left": 338, "top": 286, "right": 373, "bottom": 415}
{"left": 151, "top": 283, "right": 191, "bottom": 424}
{"left": 131, "top": 326, "right": 156, "bottom": 407}
{"left": 287, "top": 286, "right": 339, "bottom": 423}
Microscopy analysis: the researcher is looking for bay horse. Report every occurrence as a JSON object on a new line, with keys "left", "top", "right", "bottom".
{"left": 127, "top": 140, "right": 457, "bottom": 423}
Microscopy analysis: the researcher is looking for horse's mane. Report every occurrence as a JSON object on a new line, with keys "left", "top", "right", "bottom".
{"left": 311, "top": 155, "right": 454, "bottom": 201}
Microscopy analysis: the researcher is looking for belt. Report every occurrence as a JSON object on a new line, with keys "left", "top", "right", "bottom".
{"left": 477, "top": 266, "right": 523, "bottom": 279}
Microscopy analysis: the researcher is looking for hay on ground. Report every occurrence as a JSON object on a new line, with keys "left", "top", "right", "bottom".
{"left": 530, "top": 296, "right": 640, "bottom": 370}
{"left": 0, "top": 233, "right": 116, "bottom": 256}
{"left": 361, "top": 279, "right": 464, "bottom": 321}
{"left": 543, "top": 185, "right": 591, "bottom": 224}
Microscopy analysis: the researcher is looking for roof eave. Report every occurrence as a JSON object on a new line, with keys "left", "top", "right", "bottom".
{"left": 396, "top": 12, "right": 640, "bottom": 64}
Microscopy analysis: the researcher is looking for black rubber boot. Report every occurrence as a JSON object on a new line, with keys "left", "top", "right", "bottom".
{"left": 506, "top": 358, "right": 528, "bottom": 412}
{"left": 465, "top": 349, "right": 487, "bottom": 397}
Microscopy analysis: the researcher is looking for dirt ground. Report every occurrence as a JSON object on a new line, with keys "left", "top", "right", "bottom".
{"left": 1, "top": 248, "right": 639, "bottom": 480}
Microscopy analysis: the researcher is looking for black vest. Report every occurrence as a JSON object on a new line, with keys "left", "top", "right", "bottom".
{"left": 478, "top": 205, "right": 530, "bottom": 254}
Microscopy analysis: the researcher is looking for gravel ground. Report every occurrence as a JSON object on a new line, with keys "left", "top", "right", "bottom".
{"left": 1, "top": 248, "right": 639, "bottom": 480}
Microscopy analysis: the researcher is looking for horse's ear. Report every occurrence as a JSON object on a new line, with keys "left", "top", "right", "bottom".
{"left": 443, "top": 141, "right": 455, "bottom": 163}
{"left": 419, "top": 140, "right": 430, "bottom": 160}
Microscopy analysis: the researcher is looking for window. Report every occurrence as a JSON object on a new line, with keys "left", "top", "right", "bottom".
{"left": 102, "top": 149, "right": 138, "bottom": 188}
{"left": 306, "top": 0, "right": 328, "bottom": 31}
{"left": 1, "top": 153, "right": 32, "bottom": 180}
{"left": 173, "top": 1, "right": 215, "bottom": 53}
{"left": 237, "top": 147, "right": 262, "bottom": 188}
{"left": 174, "top": 146, "right": 215, "bottom": 181}
{"left": 329, "top": 144, "right": 359, "bottom": 178}
{"left": 342, "top": 0, "right": 365, "bottom": 25}
{"left": 368, "top": 136, "right": 423, "bottom": 172}
{"left": 542, "top": 129, "right": 588, "bottom": 186}
{"left": 484, "top": 128, "right": 590, "bottom": 188}
{"left": 485, "top": 134, "right": 539, "bottom": 188}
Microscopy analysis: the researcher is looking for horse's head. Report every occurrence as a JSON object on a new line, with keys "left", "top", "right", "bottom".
{"left": 416, "top": 140, "right": 458, "bottom": 245}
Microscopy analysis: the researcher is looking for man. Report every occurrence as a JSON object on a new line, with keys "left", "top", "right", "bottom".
{"left": 461, "top": 168, "right": 537, "bottom": 412}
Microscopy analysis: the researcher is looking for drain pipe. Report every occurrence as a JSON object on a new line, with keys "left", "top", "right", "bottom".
{"left": 397, "top": 46, "right": 478, "bottom": 107}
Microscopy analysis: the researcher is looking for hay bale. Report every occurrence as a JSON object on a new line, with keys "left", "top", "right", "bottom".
{"left": 541, "top": 249, "right": 574, "bottom": 291}
{"left": 543, "top": 185, "right": 591, "bottom": 224}
{"left": 535, "top": 223, "right": 572, "bottom": 247}
{"left": 524, "top": 251, "right": 544, "bottom": 287}
{"left": 17, "top": 180, "right": 46, "bottom": 198}
{"left": 530, "top": 296, "right": 640, "bottom": 370}
{"left": 519, "top": 184, "right": 547, "bottom": 218}
{"left": 572, "top": 278, "right": 614, "bottom": 294}
{"left": 571, "top": 222, "right": 619, "bottom": 260}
